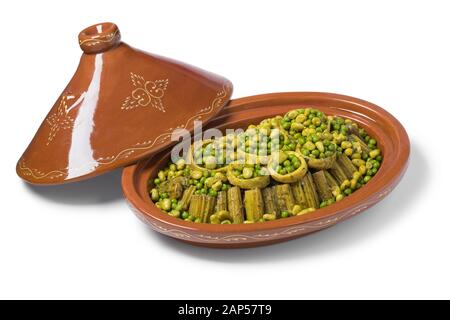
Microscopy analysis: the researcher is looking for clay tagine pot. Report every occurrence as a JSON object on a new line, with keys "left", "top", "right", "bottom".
{"left": 16, "top": 22, "right": 232, "bottom": 185}
{"left": 122, "top": 92, "right": 410, "bottom": 248}
{"left": 16, "top": 22, "right": 410, "bottom": 249}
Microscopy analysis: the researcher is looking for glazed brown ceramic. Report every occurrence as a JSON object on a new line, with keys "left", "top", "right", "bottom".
{"left": 122, "top": 92, "right": 410, "bottom": 248}
{"left": 17, "top": 22, "right": 232, "bottom": 185}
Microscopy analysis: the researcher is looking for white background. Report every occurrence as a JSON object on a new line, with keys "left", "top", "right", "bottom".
{"left": 0, "top": 0, "right": 448, "bottom": 300}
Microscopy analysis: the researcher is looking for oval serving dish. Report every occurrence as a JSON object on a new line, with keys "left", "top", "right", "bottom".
{"left": 122, "top": 92, "right": 410, "bottom": 248}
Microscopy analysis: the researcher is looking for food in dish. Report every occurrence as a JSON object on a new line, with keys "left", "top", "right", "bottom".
{"left": 149, "top": 108, "right": 382, "bottom": 224}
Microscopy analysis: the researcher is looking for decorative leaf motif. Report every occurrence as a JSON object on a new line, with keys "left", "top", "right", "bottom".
{"left": 153, "top": 79, "right": 168, "bottom": 91}
{"left": 45, "top": 95, "right": 78, "bottom": 145}
{"left": 122, "top": 73, "right": 168, "bottom": 112}
{"left": 130, "top": 72, "right": 145, "bottom": 88}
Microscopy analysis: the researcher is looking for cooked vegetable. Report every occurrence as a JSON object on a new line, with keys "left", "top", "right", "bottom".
{"left": 301, "top": 172, "right": 320, "bottom": 209}
{"left": 244, "top": 188, "right": 265, "bottom": 222}
{"left": 349, "top": 134, "right": 370, "bottom": 154}
{"left": 150, "top": 107, "right": 383, "bottom": 224}
{"left": 188, "top": 195, "right": 216, "bottom": 223}
{"left": 210, "top": 210, "right": 232, "bottom": 224}
{"left": 285, "top": 108, "right": 338, "bottom": 169}
{"left": 274, "top": 184, "right": 296, "bottom": 212}
{"left": 268, "top": 151, "right": 308, "bottom": 183}
{"left": 262, "top": 187, "right": 279, "bottom": 217}
{"left": 312, "top": 171, "right": 333, "bottom": 202}
{"left": 226, "top": 163, "right": 270, "bottom": 189}
{"left": 324, "top": 170, "right": 339, "bottom": 188}
{"left": 329, "top": 160, "right": 348, "bottom": 185}
{"left": 157, "top": 176, "right": 187, "bottom": 199}
{"left": 291, "top": 182, "right": 308, "bottom": 209}
{"left": 179, "top": 186, "right": 196, "bottom": 211}
{"left": 188, "top": 140, "right": 231, "bottom": 173}
{"left": 227, "top": 186, "right": 244, "bottom": 224}
{"left": 215, "top": 191, "right": 228, "bottom": 212}
{"left": 336, "top": 154, "right": 357, "bottom": 179}
{"left": 305, "top": 152, "right": 336, "bottom": 170}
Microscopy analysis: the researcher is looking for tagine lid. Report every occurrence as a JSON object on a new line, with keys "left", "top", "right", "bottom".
{"left": 16, "top": 22, "right": 233, "bottom": 185}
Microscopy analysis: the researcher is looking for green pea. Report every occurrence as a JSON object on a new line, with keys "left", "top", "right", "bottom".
{"left": 281, "top": 211, "right": 290, "bottom": 218}
{"left": 181, "top": 212, "right": 189, "bottom": 220}
{"left": 344, "top": 188, "right": 352, "bottom": 196}
{"left": 160, "top": 193, "right": 168, "bottom": 199}
{"left": 298, "top": 137, "right": 306, "bottom": 145}
{"left": 363, "top": 176, "right": 371, "bottom": 183}
{"left": 282, "top": 122, "right": 291, "bottom": 130}
{"left": 154, "top": 178, "right": 161, "bottom": 185}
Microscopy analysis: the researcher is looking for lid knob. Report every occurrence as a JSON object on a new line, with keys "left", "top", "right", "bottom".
{"left": 78, "top": 22, "right": 121, "bottom": 54}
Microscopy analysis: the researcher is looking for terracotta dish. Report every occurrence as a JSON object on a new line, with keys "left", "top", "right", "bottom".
{"left": 122, "top": 92, "right": 410, "bottom": 248}
{"left": 16, "top": 22, "right": 232, "bottom": 185}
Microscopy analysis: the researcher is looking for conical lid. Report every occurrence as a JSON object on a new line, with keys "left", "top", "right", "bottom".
{"left": 17, "top": 23, "right": 232, "bottom": 184}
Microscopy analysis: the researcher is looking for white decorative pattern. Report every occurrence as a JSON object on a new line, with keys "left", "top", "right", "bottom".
{"left": 79, "top": 29, "right": 120, "bottom": 47}
{"left": 122, "top": 73, "right": 168, "bottom": 112}
{"left": 45, "top": 95, "right": 75, "bottom": 145}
